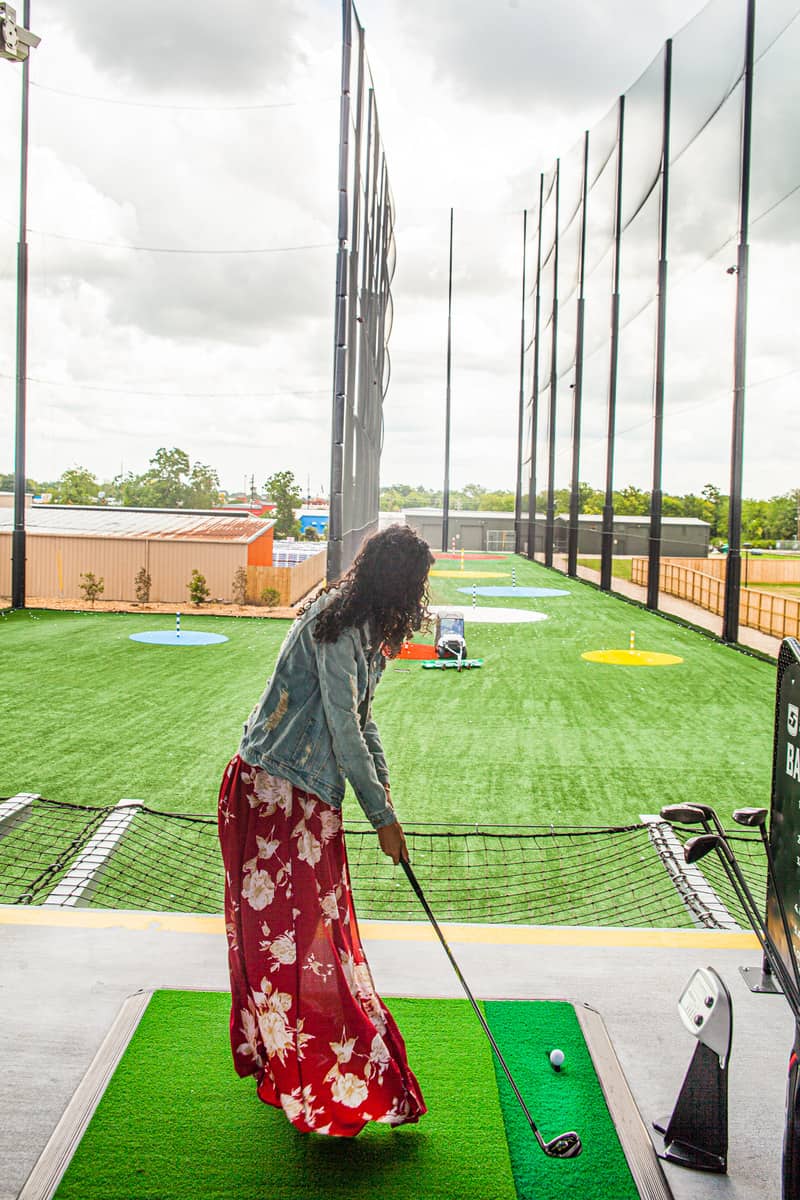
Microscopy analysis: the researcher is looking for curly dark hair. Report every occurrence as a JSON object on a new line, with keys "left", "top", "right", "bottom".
{"left": 311, "top": 525, "right": 434, "bottom": 656}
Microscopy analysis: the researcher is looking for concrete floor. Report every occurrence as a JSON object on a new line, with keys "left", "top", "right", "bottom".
{"left": 2, "top": 907, "right": 794, "bottom": 1200}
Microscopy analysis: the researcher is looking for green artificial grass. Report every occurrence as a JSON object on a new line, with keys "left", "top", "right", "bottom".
{"left": 0, "top": 556, "right": 777, "bottom": 828}
{"left": 485, "top": 1001, "right": 638, "bottom": 1199}
{"left": 53, "top": 992, "right": 632, "bottom": 1200}
{"left": 54, "top": 992, "right": 518, "bottom": 1200}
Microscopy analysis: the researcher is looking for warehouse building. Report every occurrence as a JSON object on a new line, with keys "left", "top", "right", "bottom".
{"left": 553, "top": 513, "right": 710, "bottom": 557}
{"left": 402, "top": 507, "right": 709, "bottom": 557}
{"left": 0, "top": 505, "right": 288, "bottom": 605}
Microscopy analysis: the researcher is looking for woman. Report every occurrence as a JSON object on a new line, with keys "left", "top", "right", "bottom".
{"left": 218, "top": 524, "right": 432, "bottom": 1137}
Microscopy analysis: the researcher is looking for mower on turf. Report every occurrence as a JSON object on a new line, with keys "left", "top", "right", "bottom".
{"left": 426, "top": 611, "right": 483, "bottom": 671}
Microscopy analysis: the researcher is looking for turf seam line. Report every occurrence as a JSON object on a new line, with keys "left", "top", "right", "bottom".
{"left": 17, "top": 990, "right": 152, "bottom": 1200}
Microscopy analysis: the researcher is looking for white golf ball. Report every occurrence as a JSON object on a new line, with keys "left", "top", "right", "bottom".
{"left": 549, "top": 1048, "right": 565, "bottom": 1069}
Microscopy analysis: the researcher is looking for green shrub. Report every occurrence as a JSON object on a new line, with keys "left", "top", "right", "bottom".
{"left": 79, "top": 572, "right": 104, "bottom": 607}
{"left": 188, "top": 569, "right": 210, "bottom": 606}
{"left": 134, "top": 566, "right": 152, "bottom": 604}
{"left": 260, "top": 586, "right": 281, "bottom": 608}
{"left": 232, "top": 566, "right": 248, "bottom": 605}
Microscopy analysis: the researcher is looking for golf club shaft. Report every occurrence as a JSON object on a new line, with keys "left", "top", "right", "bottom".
{"left": 400, "top": 858, "right": 541, "bottom": 1139}
{"left": 706, "top": 833, "right": 800, "bottom": 1019}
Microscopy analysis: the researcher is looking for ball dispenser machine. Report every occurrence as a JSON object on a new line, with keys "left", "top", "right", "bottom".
{"left": 653, "top": 965, "right": 733, "bottom": 1173}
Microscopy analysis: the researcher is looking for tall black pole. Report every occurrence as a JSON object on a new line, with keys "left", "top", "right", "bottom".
{"left": 442, "top": 207, "right": 454, "bottom": 552}
{"left": 567, "top": 131, "right": 590, "bottom": 577}
{"left": 544, "top": 159, "right": 560, "bottom": 569}
{"left": 328, "top": 0, "right": 352, "bottom": 584}
{"left": 514, "top": 209, "right": 528, "bottom": 554}
{"left": 722, "top": 0, "right": 756, "bottom": 645}
{"left": 12, "top": 0, "right": 32, "bottom": 610}
{"left": 527, "top": 174, "right": 545, "bottom": 560}
{"left": 601, "top": 95, "right": 625, "bottom": 592}
{"left": 647, "top": 39, "right": 672, "bottom": 612}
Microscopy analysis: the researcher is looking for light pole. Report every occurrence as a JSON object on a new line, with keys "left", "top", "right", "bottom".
{"left": 2, "top": 3, "right": 41, "bottom": 610}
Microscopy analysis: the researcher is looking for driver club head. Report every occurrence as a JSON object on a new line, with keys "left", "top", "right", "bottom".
{"left": 660, "top": 804, "right": 710, "bottom": 825}
{"left": 732, "top": 807, "right": 768, "bottom": 828}
{"left": 542, "top": 1130, "right": 582, "bottom": 1158}
{"left": 684, "top": 832, "right": 724, "bottom": 864}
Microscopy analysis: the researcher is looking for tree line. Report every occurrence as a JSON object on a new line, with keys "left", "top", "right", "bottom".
{"left": 379, "top": 482, "right": 800, "bottom": 545}
{"left": 4, "top": 460, "right": 797, "bottom": 545}
{"left": 0, "top": 452, "right": 306, "bottom": 538}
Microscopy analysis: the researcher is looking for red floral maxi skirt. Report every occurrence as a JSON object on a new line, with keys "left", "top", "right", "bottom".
{"left": 217, "top": 755, "right": 426, "bottom": 1136}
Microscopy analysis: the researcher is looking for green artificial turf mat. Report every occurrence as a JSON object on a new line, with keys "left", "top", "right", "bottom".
{"left": 53, "top": 991, "right": 518, "bottom": 1200}
{"left": 485, "top": 1000, "right": 639, "bottom": 1199}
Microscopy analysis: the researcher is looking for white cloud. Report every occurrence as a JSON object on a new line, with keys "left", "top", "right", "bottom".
{"left": 0, "top": 0, "right": 798, "bottom": 505}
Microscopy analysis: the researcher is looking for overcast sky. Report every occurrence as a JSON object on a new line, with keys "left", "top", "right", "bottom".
{"left": 0, "top": 0, "right": 798, "bottom": 500}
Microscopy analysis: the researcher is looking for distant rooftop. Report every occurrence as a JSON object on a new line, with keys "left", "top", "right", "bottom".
{"left": 0, "top": 504, "right": 275, "bottom": 543}
{"left": 403, "top": 507, "right": 519, "bottom": 520}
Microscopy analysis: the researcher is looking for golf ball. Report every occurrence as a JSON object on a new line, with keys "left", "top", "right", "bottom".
{"left": 549, "top": 1048, "right": 565, "bottom": 1070}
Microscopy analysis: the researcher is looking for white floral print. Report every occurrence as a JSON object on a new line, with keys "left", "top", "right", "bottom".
{"left": 241, "top": 868, "right": 275, "bottom": 911}
{"left": 219, "top": 759, "right": 425, "bottom": 1136}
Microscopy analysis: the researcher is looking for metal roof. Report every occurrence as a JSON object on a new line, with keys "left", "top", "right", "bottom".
{"left": 0, "top": 505, "right": 275, "bottom": 544}
{"left": 555, "top": 514, "right": 710, "bottom": 527}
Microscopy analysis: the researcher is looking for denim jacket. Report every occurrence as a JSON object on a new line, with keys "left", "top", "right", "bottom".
{"left": 238, "top": 590, "right": 396, "bottom": 829}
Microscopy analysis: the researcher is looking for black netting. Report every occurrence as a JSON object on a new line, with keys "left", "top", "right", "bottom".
{"left": 665, "top": 820, "right": 767, "bottom": 929}
{"left": 0, "top": 797, "right": 768, "bottom": 930}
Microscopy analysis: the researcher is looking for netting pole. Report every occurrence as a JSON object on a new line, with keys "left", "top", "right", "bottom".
{"left": 722, "top": 0, "right": 756, "bottom": 645}
{"left": 342, "top": 20, "right": 365, "bottom": 560}
{"left": 12, "top": 0, "right": 32, "bottom": 610}
{"left": 328, "top": 0, "right": 352, "bottom": 584}
{"left": 647, "top": 39, "right": 672, "bottom": 612}
{"left": 567, "top": 130, "right": 590, "bottom": 578}
{"left": 441, "top": 207, "right": 454, "bottom": 553}
{"left": 527, "top": 174, "right": 544, "bottom": 562}
{"left": 601, "top": 95, "right": 625, "bottom": 593}
{"left": 544, "top": 158, "right": 560, "bottom": 569}
{"left": 514, "top": 209, "right": 528, "bottom": 555}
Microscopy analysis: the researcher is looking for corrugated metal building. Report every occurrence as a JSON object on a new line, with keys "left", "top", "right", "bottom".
{"left": 0, "top": 506, "right": 276, "bottom": 604}
{"left": 553, "top": 513, "right": 710, "bottom": 557}
{"left": 403, "top": 507, "right": 710, "bottom": 557}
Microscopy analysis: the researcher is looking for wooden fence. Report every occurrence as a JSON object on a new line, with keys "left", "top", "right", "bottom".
{"left": 670, "top": 556, "right": 800, "bottom": 585}
{"left": 631, "top": 557, "right": 800, "bottom": 641}
{"left": 247, "top": 550, "right": 326, "bottom": 607}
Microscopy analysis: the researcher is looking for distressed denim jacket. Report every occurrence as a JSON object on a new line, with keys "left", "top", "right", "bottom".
{"left": 238, "top": 590, "right": 396, "bottom": 829}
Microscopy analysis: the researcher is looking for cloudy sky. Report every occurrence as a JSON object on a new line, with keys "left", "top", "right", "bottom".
{"left": 0, "top": 0, "right": 798, "bottom": 501}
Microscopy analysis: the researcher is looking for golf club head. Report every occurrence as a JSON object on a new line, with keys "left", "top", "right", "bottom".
{"left": 660, "top": 803, "right": 709, "bottom": 825}
{"left": 732, "top": 807, "right": 768, "bottom": 828}
{"left": 542, "top": 1130, "right": 582, "bottom": 1158}
{"left": 684, "top": 832, "right": 723, "bottom": 864}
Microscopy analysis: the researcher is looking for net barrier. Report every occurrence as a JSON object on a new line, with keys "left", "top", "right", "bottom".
{"left": 0, "top": 795, "right": 765, "bottom": 929}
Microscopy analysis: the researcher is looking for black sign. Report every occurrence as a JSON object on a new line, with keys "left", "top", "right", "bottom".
{"left": 768, "top": 638, "right": 800, "bottom": 974}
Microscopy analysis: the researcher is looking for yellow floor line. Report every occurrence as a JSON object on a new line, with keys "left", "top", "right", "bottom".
{"left": 0, "top": 905, "right": 759, "bottom": 949}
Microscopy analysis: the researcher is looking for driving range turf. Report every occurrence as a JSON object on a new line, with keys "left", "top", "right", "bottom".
{"left": 0, "top": 555, "right": 775, "bottom": 828}
{"left": 52, "top": 991, "right": 636, "bottom": 1200}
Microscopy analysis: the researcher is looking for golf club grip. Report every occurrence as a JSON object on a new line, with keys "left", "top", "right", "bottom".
{"left": 399, "top": 859, "right": 537, "bottom": 1128}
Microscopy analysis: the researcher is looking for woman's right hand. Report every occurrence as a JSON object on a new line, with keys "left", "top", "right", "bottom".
{"left": 377, "top": 820, "right": 409, "bottom": 865}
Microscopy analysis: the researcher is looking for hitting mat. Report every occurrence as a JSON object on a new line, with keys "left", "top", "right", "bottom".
{"left": 24, "top": 992, "right": 671, "bottom": 1200}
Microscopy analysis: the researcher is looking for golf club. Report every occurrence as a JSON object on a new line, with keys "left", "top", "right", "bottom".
{"left": 400, "top": 858, "right": 582, "bottom": 1159}
{"left": 679, "top": 827, "right": 800, "bottom": 1020}
{"left": 733, "top": 807, "right": 800, "bottom": 997}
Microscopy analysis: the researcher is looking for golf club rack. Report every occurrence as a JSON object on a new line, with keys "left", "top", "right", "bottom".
{"left": 659, "top": 636, "right": 800, "bottom": 1199}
